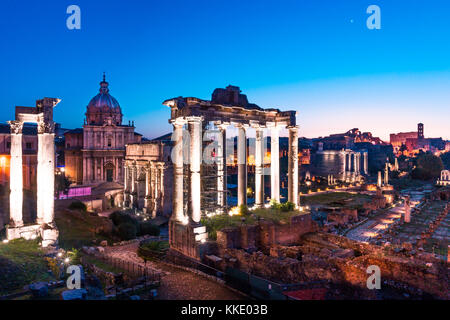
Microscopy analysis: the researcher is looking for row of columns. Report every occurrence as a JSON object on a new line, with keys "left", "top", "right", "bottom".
{"left": 8, "top": 120, "right": 55, "bottom": 227}
{"left": 341, "top": 151, "right": 368, "bottom": 178}
{"left": 171, "top": 117, "right": 299, "bottom": 226}
{"left": 123, "top": 162, "right": 165, "bottom": 216}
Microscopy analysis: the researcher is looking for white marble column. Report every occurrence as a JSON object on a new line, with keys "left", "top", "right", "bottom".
{"left": 123, "top": 164, "right": 129, "bottom": 207}
{"left": 37, "top": 123, "right": 55, "bottom": 224}
{"left": 188, "top": 117, "right": 202, "bottom": 224}
{"left": 8, "top": 121, "right": 23, "bottom": 227}
{"left": 384, "top": 163, "right": 389, "bottom": 185}
{"left": 153, "top": 165, "right": 158, "bottom": 217}
{"left": 270, "top": 125, "right": 280, "bottom": 203}
{"left": 159, "top": 164, "right": 165, "bottom": 214}
{"left": 377, "top": 171, "right": 382, "bottom": 187}
{"left": 217, "top": 124, "right": 227, "bottom": 208}
{"left": 237, "top": 124, "right": 247, "bottom": 207}
{"left": 364, "top": 152, "right": 369, "bottom": 174}
{"left": 255, "top": 126, "right": 264, "bottom": 207}
{"left": 144, "top": 166, "right": 151, "bottom": 211}
{"left": 288, "top": 126, "right": 299, "bottom": 206}
{"left": 341, "top": 151, "right": 346, "bottom": 180}
{"left": 130, "top": 164, "right": 136, "bottom": 207}
{"left": 172, "top": 120, "right": 184, "bottom": 222}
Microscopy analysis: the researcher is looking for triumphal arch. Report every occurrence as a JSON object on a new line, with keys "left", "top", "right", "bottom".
{"left": 7, "top": 97, "right": 60, "bottom": 247}
{"left": 163, "top": 86, "right": 298, "bottom": 259}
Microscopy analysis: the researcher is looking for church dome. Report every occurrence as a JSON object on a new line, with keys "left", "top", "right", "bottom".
{"left": 85, "top": 74, "right": 123, "bottom": 125}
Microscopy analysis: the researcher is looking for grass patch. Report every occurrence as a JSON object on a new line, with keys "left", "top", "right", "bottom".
{"left": 0, "top": 239, "right": 55, "bottom": 295}
{"left": 138, "top": 241, "right": 169, "bottom": 260}
{"left": 81, "top": 254, "right": 124, "bottom": 274}
{"left": 201, "top": 208, "right": 303, "bottom": 240}
{"left": 55, "top": 209, "right": 114, "bottom": 249}
{"left": 301, "top": 192, "right": 372, "bottom": 208}
{"left": 141, "top": 241, "right": 169, "bottom": 252}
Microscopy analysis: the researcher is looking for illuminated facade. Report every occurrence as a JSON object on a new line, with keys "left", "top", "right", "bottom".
{"left": 64, "top": 75, "right": 142, "bottom": 185}
{"left": 123, "top": 141, "right": 173, "bottom": 217}
{"left": 437, "top": 170, "right": 450, "bottom": 186}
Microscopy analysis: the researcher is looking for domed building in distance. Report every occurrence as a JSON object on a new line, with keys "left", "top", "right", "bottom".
{"left": 64, "top": 74, "right": 142, "bottom": 185}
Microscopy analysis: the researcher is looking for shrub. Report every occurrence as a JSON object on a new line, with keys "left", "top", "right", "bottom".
{"left": 270, "top": 199, "right": 281, "bottom": 210}
{"left": 138, "top": 222, "right": 160, "bottom": 236}
{"left": 239, "top": 204, "right": 249, "bottom": 215}
{"left": 68, "top": 201, "right": 87, "bottom": 211}
{"left": 110, "top": 211, "right": 139, "bottom": 229}
{"left": 117, "top": 223, "right": 137, "bottom": 240}
{"left": 280, "top": 202, "right": 295, "bottom": 212}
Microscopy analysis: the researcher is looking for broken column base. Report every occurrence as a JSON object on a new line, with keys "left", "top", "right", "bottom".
{"left": 7, "top": 224, "right": 59, "bottom": 247}
{"left": 169, "top": 220, "right": 208, "bottom": 260}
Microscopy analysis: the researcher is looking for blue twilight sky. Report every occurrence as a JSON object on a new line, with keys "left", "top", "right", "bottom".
{"left": 0, "top": 0, "right": 449, "bottom": 141}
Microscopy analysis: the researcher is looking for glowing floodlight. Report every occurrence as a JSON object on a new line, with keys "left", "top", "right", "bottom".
{"left": 228, "top": 206, "right": 240, "bottom": 216}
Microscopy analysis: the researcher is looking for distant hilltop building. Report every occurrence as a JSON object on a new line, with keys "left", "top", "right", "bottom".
{"left": 390, "top": 123, "right": 447, "bottom": 156}
{"left": 303, "top": 128, "right": 392, "bottom": 177}
{"left": 437, "top": 170, "right": 450, "bottom": 186}
{"left": 64, "top": 74, "right": 142, "bottom": 185}
{"left": 313, "top": 128, "right": 386, "bottom": 151}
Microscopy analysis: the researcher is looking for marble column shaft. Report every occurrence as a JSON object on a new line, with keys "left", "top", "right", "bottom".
{"left": 217, "top": 125, "right": 227, "bottom": 207}
{"left": 255, "top": 127, "right": 264, "bottom": 207}
{"left": 270, "top": 126, "right": 280, "bottom": 202}
{"left": 172, "top": 122, "right": 184, "bottom": 222}
{"left": 37, "top": 131, "right": 55, "bottom": 224}
{"left": 237, "top": 125, "right": 247, "bottom": 206}
{"left": 188, "top": 118, "right": 202, "bottom": 224}
{"left": 288, "top": 127, "right": 299, "bottom": 206}
{"left": 9, "top": 123, "right": 23, "bottom": 227}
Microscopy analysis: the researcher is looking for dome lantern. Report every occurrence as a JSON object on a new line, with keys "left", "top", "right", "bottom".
{"left": 85, "top": 73, "right": 123, "bottom": 126}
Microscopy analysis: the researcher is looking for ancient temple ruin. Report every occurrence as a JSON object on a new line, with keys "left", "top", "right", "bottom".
{"left": 163, "top": 85, "right": 298, "bottom": 259}
{"left": 6, "top": 98, "right": 60, "bottom": 247}
{"left": 123, "top": 141, "right": 172, "bottom": 216}
{"left": 437, "top": 170, "right": 450, "bottom": 186}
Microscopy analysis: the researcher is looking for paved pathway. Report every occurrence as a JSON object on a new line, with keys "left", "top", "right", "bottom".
{"left": 346, "top": 205, "right": 403, "bottom": 242}
{"left": 103, "top": 242, "right": 245, "bottom": 300}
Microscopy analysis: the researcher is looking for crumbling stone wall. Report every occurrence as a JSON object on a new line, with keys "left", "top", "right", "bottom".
{"left": 363, "top": 195, "right": 386, "bottom": 211}
{"left": 216, "top": 214, "right": 317, "bottom": 250}
{"left": 217, "top": 233, "right": 448, "bottom": 299}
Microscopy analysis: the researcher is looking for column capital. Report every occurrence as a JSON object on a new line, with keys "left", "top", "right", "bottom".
{"left": 234, "top": 122, "right": 249, "bottom": 130}
{"left": 266, "top": 122, "right": 282, "bottom": 129}
{"left": 214, "top": 121, "right": 230, "bottom": 130}
{"left": 37, "top": 120, "right": 55, "bottom": 134}
{"left": 186, "top": 116, "right": 203, "bottom": 123}
{"left": 171, "top": 117, "right": 187, "bottom": 127}
{"left": 8, "top": 120, "right": 23, "bottom": 134}
{"left": 250, "top": 121, "right": 265, "bottom": 129}
{"left": 287, "top": 125, "right": 299, "bottom": 131}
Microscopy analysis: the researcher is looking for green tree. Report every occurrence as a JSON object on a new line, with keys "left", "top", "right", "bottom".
{"left": 440, "top": 151, "right": 450, "bottom": 169}
{"left": 411, "top": 153, "right": 444, "bottom": 180}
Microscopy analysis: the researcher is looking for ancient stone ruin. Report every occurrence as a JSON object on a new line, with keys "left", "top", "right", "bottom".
{"left": 163, "top": 86, "right": 299, "bottom": 259}
{"left": 6, "top": 97, "right": 60, "bottom": 247}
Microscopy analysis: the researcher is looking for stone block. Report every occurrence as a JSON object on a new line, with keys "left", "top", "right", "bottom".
{"left": 61, "top": 289, "right": 88, "bottom": 300}
{"left": 41, "top": 227, "right": 59, "bottom": 247}
{"left": 29, "top": 282, "right": 49, "bottom": 298}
